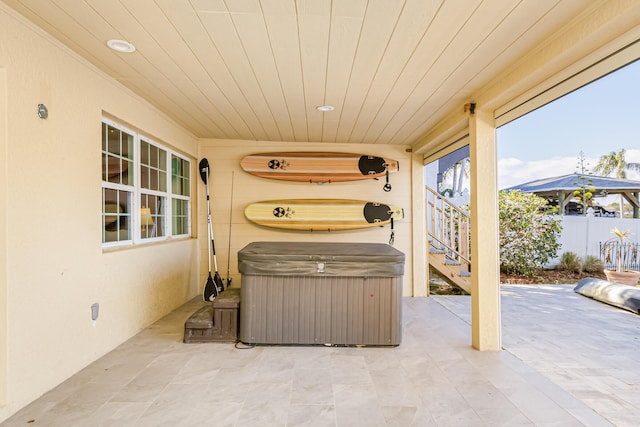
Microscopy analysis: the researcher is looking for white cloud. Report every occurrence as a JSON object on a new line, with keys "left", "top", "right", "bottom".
{"left": 498, "top": 156, "right": 583, "bottom": 190}
{"left": 626, "top": 149, "right": 640, "bottom": 177}
{"left": 627, "top": 148, "right": 640, "bottom": 161}
{"left": 498, "top": 157, "right": 524, "bottom": 168}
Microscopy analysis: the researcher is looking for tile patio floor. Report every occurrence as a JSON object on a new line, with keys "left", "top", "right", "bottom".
{"left": 1, "top": 284, "right": 638, "bottom": 426}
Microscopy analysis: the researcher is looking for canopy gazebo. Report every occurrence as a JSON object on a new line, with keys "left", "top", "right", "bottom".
{"left": 504, "top": 173, "right": 640, "bottom": 218}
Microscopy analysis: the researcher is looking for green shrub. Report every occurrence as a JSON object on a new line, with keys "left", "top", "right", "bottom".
{"left": 582, "top": 255, "right": 604, "bottom": 274}
{"left": 556, "top": 252, "right": 582, "bottom": 274}
{"left": 499, "top": 190, "right": 562, "bottom": 276}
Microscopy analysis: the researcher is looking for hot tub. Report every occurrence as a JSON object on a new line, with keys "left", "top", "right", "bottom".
{"left": 238, "top": 241, "right": 405, "bottom": 346}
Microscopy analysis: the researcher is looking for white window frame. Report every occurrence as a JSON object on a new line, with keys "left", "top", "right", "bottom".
{"left": 138, "top": 136, "right": 169, "bottom": 243}
{"left": 170, "top": 154, "right": 192, "bottom": 238}
{"left": 101, "top": 118, "right": 191, "bottom": 248}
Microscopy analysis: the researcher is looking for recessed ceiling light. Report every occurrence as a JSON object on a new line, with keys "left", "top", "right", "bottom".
{"left": 107, "top": 39, "right": 136, "bottom": 53}
{"left": 316, "top": 105, "right": 335, "bottom": 112}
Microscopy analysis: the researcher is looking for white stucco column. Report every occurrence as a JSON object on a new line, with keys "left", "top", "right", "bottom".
{"left": 468, "top": 109, "right": 501, "bottom": 351}
{"left": 0, "top": 68, "right": 7, "bottom": 407}
{"left": 411, "top": 153, "right": 428, "bottom": 296}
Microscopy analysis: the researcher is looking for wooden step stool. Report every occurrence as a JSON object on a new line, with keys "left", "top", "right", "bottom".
{"left": 183, "top": 288, "right": 241, "bottom": 343}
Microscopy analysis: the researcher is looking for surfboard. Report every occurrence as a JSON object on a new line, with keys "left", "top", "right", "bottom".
{"left": 240, "top": 152, "right": 399, "bottom": 191}
{"left": 244, "top": 199, "right": 404, "bottom": 231}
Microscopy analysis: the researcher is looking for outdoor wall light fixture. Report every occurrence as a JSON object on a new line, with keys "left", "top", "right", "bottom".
{"left": 37, "top": 103, "right": 48, "bottom": 119}
{"left": 464, "top": 102, "right": 476, "bottom": 114}
{"left": 107, "top": 39, "right": 136, "bottom": 53}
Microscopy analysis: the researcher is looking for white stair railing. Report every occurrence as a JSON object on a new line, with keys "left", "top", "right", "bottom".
{"left": 426, "top": 186, "right": 470, "bottom": 267}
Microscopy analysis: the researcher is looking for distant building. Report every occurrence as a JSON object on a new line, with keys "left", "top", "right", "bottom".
{"left": 504, "top": 174, "right": 640, "bottom": 218}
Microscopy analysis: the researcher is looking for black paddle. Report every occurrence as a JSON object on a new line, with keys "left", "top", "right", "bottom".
{"left": 225, "top": 171, "right": 234, "bottom": 288}
{"left": 200, "top": 158, "right": 224, "bottom": 302}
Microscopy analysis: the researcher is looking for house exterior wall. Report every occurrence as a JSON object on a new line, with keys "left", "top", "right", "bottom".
{"left": 0, "top": 7, "right": 199, "bottom": 420}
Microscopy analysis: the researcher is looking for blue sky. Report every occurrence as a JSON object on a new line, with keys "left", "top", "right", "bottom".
{"left": 497, "top": 59, "right": 640, "bottom": 190}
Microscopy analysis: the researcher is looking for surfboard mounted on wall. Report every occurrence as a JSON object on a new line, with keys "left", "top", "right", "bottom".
{"left": 240, "top": 152, "right": 399, "bottom": 191}
{"left": 244, "top": 198, "right": 403, "bottom": 244}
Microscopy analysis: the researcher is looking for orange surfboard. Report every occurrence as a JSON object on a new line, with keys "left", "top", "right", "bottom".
{"left": 240, "top": 152, "right": 399, "bottom": 191}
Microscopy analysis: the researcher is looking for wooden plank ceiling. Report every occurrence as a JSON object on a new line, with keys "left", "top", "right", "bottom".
{"left": 2, "top": 0, "right": 593, "bottom": 145}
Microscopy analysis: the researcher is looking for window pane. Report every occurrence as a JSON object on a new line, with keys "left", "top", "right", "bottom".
{"left": 140, "top": 194, "right": 166, "bottom": 239}
{"left": 140, "top": 164, "right": 149, "bottom": 190}
{"left": 159, "top": 149, "right": 167, "bottom": 172}
{"left": 184, "top": 178, "right": 190, "bottom": 197}
{"left": 107, "top": 124, "right": 121, "bottom": 155}
{"left": 102, "top": 122, "right": 107, "bottom": 152}
{"left": 102, "top": 124, "right": 134, "bottom": 185}
{"left": 149, "top": 144, "right": 158, "bottom": 168}
{"left": 105, "top": 156, "right": 119, "bottom": 183}
{"left": 182, "top": 159, "right": 190, "bottom": 196}
{"left": 159, "top": 170, "right": 167, "bottom": 192}
{"left": 140, "top": 140, "right": 150, "bottom": 189}
{"left": 171, "top": 156, "right": 179, "bottom": 175}
{"left": 123, "top": 132, "right": 134, "bottom": 161}
{"left": 102, "top": 188, "right": 131, "bottom": 243}
{"left": 122, "top": 159, "right": 133, "bottom": 186}
{"left": 140, "top": 140, "right": 149, "bottom": 165}
{"left": 101, "top": 152, "right": 107, "bottom": 181}
{"left": 172, "top": 198, "right": 189, "bottom": 235}
{"left": 140, "top": 139, "right": 167, "bottom": 192}
{"left": 171, "top": 160, "right": 179, "bottom": 194}
{"left": 150, "top": 169, "right": 158, "bottom": 190}
{"left": 171, "top": 156, "right": 190, "bottom": 196}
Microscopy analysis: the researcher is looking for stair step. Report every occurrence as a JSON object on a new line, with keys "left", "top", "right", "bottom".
{"left": 460, "top": 270, "right": 471, "bottom": 277}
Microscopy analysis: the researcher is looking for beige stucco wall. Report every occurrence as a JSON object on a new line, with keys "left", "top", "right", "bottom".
{"left": 0, "top": 7, "right": 200, "bottom": 420}
{"left": 198, "top": 140, "right": 415, "bottom": 295}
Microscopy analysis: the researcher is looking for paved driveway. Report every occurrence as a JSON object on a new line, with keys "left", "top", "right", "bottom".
{"left": 434, "top": 284, "right": 640, "bottom": 427}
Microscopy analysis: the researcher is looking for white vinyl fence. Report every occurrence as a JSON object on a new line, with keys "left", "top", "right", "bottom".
{"left": 549, "top": 216, "right": 640, "bottom": 268}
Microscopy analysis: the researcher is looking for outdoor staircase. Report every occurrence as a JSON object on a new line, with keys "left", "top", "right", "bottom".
{"left": 426, "top": 186, "right": 471, "bottom": 294}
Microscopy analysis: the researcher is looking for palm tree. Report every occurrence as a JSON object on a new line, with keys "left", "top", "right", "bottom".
{"left": 593, "top": 149, "right": 640, "bottom": 216}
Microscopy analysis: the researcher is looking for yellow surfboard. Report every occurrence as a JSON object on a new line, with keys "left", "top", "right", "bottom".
{"left": 244, "top": 199, "right": 403, "bottom": 231}
{"left": 240, "top": 152, "right": 399, "bottom": 191}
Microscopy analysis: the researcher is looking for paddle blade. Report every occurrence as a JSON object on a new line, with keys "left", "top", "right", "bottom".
{"left": 199, "top": 158, "right": 210, "bottom": 184}
{"left": 203, "top": 273, "right": 219, "bottom": 302}
{"left": 214, "top": 271, "right": 225, "bottom": 294}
